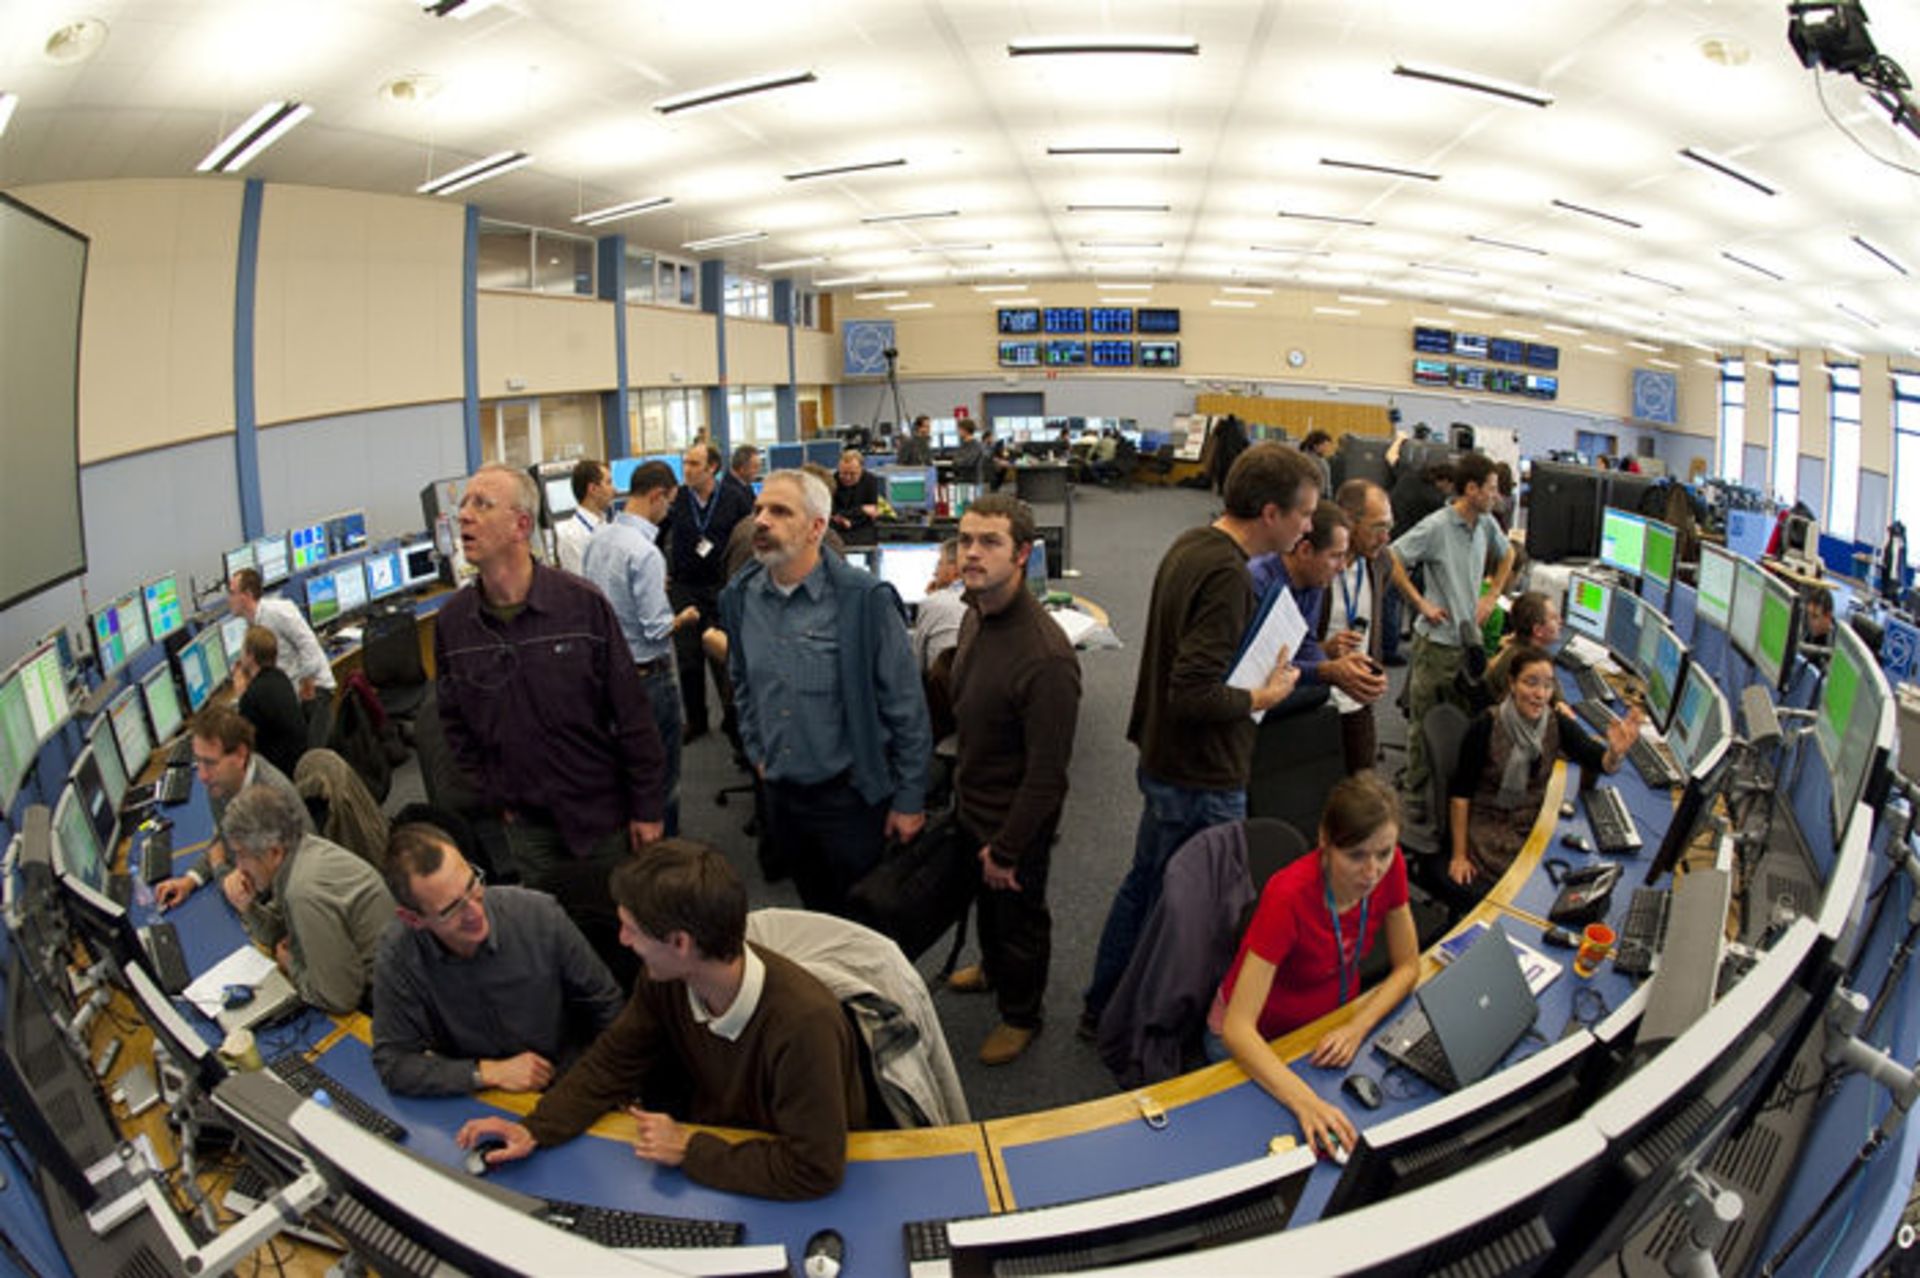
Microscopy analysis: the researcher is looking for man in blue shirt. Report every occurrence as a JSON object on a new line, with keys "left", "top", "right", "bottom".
{"left": 719, "top": 469, "right": 932, "bottom": 915}
{"left": 1249, "top": 504, "right": 1388, "bottom": 711}
{"left": 582, "top": 461, "right": 701, "bottom": 835}
{"left": 663, "top": 443, "right": 755, "bottom": 742}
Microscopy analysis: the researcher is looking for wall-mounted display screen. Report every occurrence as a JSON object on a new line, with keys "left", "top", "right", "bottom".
{"left": 1090, "top": 341, "right": 1135, "bottom": 368}
{"left": 1136, "top": 308, "right": 1181, "bottom": 334}
{"left": 1523, "top": 374, "right": 1559, "bottom": 400}
{"left": 1413, "top": 358, "right": 1452, "bottom": 386}
{"left": 1089, "top": 308, "right": 1133, "bottom": 334}
{"left": 998, "top": 340, "right": 1041, "bottom": 368}
{"left": 1488, "top": 369, "right": 1525, "bottom": 394}
{"left": 997, "top": 308, "right": 1040, "bottom": 334}
{"left": 290, "top": 522, "right": 328, "bottom": 572}
{"left": 1139, "top": 341, "right": 1180, "bottom": 368}
{"left": 1525, "top": 343, "right": 1560, "bottom": 370}
{"left": 1488, "top": 337, "right": 1525, "bottom": 364}
{"left": 91, "top": 592, "right": 150, "bottom": 676}
{"left": 253, "top": 533, "right": 291, "bottom": 586}
{"left": 1413, "top": 327, "right": 1453, "bottom": 355}
{"left": 1044, "top": 340, "right": 1087, "bottom": 366}
{"left": 1043, "top": 308, "right": 1087, "bottom": 334}
{"left": 1452, "top": 366, "right": 1487, "bottom": 391}
{"left": 1453, "top": 332, "right": 1490, "bottom": 360}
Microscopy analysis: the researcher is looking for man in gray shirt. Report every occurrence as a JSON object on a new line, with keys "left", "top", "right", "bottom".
{"left": 154, "top": 705, "right": 313, "bottom": 911}
{"left": 372, "top": 824, "right": 623, "bottom": 1096}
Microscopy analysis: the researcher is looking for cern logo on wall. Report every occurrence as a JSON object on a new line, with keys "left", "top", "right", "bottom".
{"left": 1633, "top": 369, "right": 1677, "bottom": 425}
{"left": 1884, "top": 617, "right": 1920, "bottom": 685}
{"left": 844, "top": 321, "right": 896, "bottom": 377}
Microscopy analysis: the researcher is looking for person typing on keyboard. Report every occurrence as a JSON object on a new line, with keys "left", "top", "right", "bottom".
{"left": 371, "top": 824, "right": 625, "bottom": 1096}
{"left": 1206, "top": 776, "right": 1419, "bottom": 1162}
{"left": 455, "top": 840, "right": 867, "bottom": 1200}
{"left": 153, "top": 706, "right": 313, "bottom": 912}
{"left": 1447, "top": 646, "right": 1640, "bottom": 904}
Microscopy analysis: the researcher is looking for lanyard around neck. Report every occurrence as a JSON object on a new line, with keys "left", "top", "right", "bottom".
{"left": 1324, "top": 880, "right": 1370, "bottom": 1007}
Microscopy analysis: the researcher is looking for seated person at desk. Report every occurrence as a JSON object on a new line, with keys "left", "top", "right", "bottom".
{"left": 830, "top": 448, "right": 882, "bottom": 543}
{"left": 371, "top": 823, "right": 624, "bottom": 1096}
{"left": 1484, "top": 591, "right": 1562, "bottom": 702}
{"left": 1448, "top": 645, "right": 1641, "bottom": 895}
{"left": 154, "top": 706, "right": 312, "bottom": 910}
{"left": 456, "top": 839, "right": 866, "bottom": 1200}
{"left": 223, "top": 784, "right": 395, "bottom": 1015}
{"left": 911, "top": 538, "right": 966, "bottom": 673}
{"left": 1803, "top": 584, "right": 1835, "bottom": 647}
{"left": 228, "top": 567, "right": 335, "bottom": 706}
{"left": 233, "top": 625, "right": 308, "bottom": 780}
{"left": 1209, "top": 775, "right": 1417, "bottom": 1158}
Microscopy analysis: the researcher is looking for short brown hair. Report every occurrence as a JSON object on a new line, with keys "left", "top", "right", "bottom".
{"left": 1506, "top": 592, "right": 1553, "bottom": 642}
{"left": 1292, "top": 501, "right": 1351, "bottom": 554}
{"left": 243, "top": 625, "right": 280, "bottom": 669}
{"left": 685, "top": 443, "right": 722, "bottom": 472}
{"left": 384, "top": 822, "right": 456, "bottom": 912}
{"left": 962, "top": 492, "right": 1037, "bottom": 550}
{"left": 1335, "top": 478, "right": 1384, "bottom": 521}
{"left": 571, "top": 458, "right": 608, "bottom": 503}
{"left": 232, "top": 568, "right": 264, "bottom": 599}
{"left": 627, "top": 460, "right": 677, "bottom": 498}
{"left": 1223, "top": 443, "right": 1321, "bottom": 521}
{"left": 1453, "top": 452, "right": 1498, "bottom": 492}
{"left": 190, "top": 704, "right": 255, "bottom": 754}
{"left": 1320, "top": 773, "right": 1401, "bottom": 851}
{"left": 608, "top": 839, "right": 746, "bottom": 962}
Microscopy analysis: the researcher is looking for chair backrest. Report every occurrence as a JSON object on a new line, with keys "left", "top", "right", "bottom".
{"left": 1239, "top": 817, "right": 1310, "bottom": 936}
{"left": 1421, "top": 702, "right": 1475, "bottom": 847}
{"left": 1247, "top": 700, "right": 1345, "bottom": 839}
{"left": 361, "top": 607, "right": 425, "bottom": 689}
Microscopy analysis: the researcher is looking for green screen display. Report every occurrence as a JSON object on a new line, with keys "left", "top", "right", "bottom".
{"left": 1642, "top": 522, "right": 1676, "bottom": 588}
{"left": 1600, "top": 509, "right": 1645, "bottom": 576}
{"left": 1756, "top": 589, "right": 1792, "bottom": 679}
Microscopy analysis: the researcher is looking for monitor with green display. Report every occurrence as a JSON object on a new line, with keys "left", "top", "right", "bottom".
{"left": 1752, "top": 570, "right": 1798, "bottom": 691}
{"left": 1728, "top": 559, "right": 1766, "bottom": 664}
{"left": 1817, "top": 621, "right": 1891, "bottom": 828}
{"left": 1640, "top": 517, "right": 1677, "bottom": 591}
{"left": 1695, "top": 543, "right": 1736, "bottom": 631}
{"left": 1598, "top": 507, "right": 1646, "bottom": 577}
{"left": 1565, "top": 573, "right": 1612, "bottom": 642}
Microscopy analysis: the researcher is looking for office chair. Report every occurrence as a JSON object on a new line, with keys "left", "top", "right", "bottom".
{"left": 1237, "top": 817, "right": 1310, "bottom": 936}
{"left": 360, "top": 604, "right": 429, "bottom": 727}
{"left": 1246, "top": 699, "right": 1345, "bottom": 843}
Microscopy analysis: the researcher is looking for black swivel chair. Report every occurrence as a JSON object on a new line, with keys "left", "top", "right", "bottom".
{"left": 360, "top": 604, "right": 430, "bottom": 727}
{"left": 1407, "top": 702, "right": 1475, "bottom": 922}
{"left": 1247, "top": 696, "right": 1345, "bottom": 844}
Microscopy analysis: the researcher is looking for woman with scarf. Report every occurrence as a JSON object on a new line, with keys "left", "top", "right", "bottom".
{"left": 1446, "top": 645, "right": 1640, "bottom": 900}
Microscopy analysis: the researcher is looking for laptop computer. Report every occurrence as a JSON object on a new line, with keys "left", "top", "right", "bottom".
{"left": 215, "top": 965, "right": 302, "bottom": 1036}
{"left": 1373, "top": 921, "right": 1539, "bottom": 1092}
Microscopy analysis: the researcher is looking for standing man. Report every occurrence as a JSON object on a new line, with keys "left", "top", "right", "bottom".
{"left": 581, "top": 461, "right": 702, "bottom": 836}
{"left": 153, "top": 705, "right": 312, "bottom": 910}
{"left": 830, "top": 449, "right": 883, "bottom": 544}
{"left": 434, "top": 463, "right": 668, "bottom": 985}
{"left": 554, "top": 457, "right": 615, "bottom": 576}
{"left": 952, "top": 419, "right": 992, "bottom": 488}
{"left": 895, "top": 416, "right": 934, "bottom": 466}
{"left": 720, "top": 470, "right": 931, "bottom": 915}
{"left": 1329, "top": 480, "right": 1397, "bottom": 773}
{"left": 943, "top": 496, "right": 1081, "bottom": 1065}
{"left": 727, "top": 445, "right": 762, "bottom": 497}
{"left": 663, "top": 443, "right": 754, "bottom": 743}
{"left": 1389, "top": 452, "right": 1515, "bottom": 820}
{"left": 227, "top": 568, "right": 335, "bottom": 707}
{"left": 1083, "top": 444, "right": 1321, "bottom": 1037}
{"left": 1252, "top": 504, "right": 1388, "bottom": 714}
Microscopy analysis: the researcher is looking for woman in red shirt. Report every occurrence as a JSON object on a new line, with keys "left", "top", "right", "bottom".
{"left": 1208, "top": 774, "right": 1419, "bottom": 1158}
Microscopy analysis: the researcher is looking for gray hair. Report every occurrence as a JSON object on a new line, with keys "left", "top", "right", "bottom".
{"left": 222, "top": 784, "right": 310, "bottom": 860}
{"left": 764, "top": 468, "right": 831, "bottom": 523}
{"left": 473, "top": 463, "right": 540, "bottom": 520}
{"left": 938, "top": 537, "right": 960, "bottom": 565}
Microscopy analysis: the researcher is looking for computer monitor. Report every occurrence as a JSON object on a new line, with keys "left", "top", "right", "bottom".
{"left": 883, "top": 466, "right": 936, "bottom": 513}
{"left": 766, "top": 442, "right": 805, "bottom": 472}
{"left": 1644, "top": 751, "right": 1732, "bottom": 887}
{"left": 541, "top": 473, "right": 577, "bottom": 522}
{"left": 139, "top": 662, "right": 184, "bottom": 744}
{"left": 141, "top": 572, "right": 186, "bottom": 643}
{"left": 1564, "top": 572, "right": 1613, "bottom": 644}
{"left": 1727, "top": 558, "right": 1766, "bottom": 664}
{"left": 877, "top": 543, "right": 943, "bottom": 607}
{"left": 123, "top": 962, "right": 226, "bottom": 1092}
{"left": 1781, "top": 511, "right": 1820, "bottom": 571}
{"left": 219, "top": 611, "right": 250, "bottom": 666}
{"left": 1636, "top": 623, "right": 1687, "bottom": 734}
{"left": 223, "top": 541, "right": 257, "bottom": 583}
{"left": 91, "top": 589, "right": 150, "bottom": 676}
{"left": 331, "top": 561, "right": 370, "bottom": 619}
{"left": 86, "top": 718, "right": 129, "bottom": 812}
{"left": 176, "top": 626, "right": 230, "bottom": 714}
{"left": 288, "top": 521, "right": 328, "bottom": 573}
{"left": 306, "top": 569, "right": 342, "bottom": 626}
{"left": 1665, "top": 661, "right": 1728, "bottom": 778}
{"left": 1751, "top": 569, "right": 1799, "bottom": 691}
{"left": 363, "top": 548, "right": 407, "bottom": 600}
{"left": 107, "top": 685, "right": 153, "bottom": 775}
{"left": 1817, "top": 620, "right": 1894, "bottom": 827}
{"left": 324, "top": 510, "right": 369, "bottom": 557}
{"left": 396, "top": 538, "right": 436, "bottom": 590}
{"left": 252, "top": 532, "right": 291, "bottom": 586}
{"left": 1, "top": 959, "right": 106, "bottom": 1212}
{"left": 68, "top": 749, "right": 119, "bottom": 855}
{"left": 1605, "top": 589, "right": 1650, "bottom": 679}
{"left": 1694, "top": 542, "right": 1737, "bottom": 632}
{"left": 0, "top": 669, "right": 37, "bottom": 812}
{"left": 1523, "top": 461, "right": 1604, "bottom": 563}
{"left": 12, "top": 638, "right": 70, "bottom": 744}
{"left": 1639, "top": 516, "right": 1677, "bottom": 594}
{"left": 1026, "top": 538, "right": 1049, "bottom": 596}
{"left": 50, "top": 785, "right": 106, "bottom": 894}
{"left": 1598, "top": 507, "right": 1647, "bottom": 578}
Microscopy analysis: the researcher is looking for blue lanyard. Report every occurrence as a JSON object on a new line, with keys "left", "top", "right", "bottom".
{"left": 1337, "top": 560, "right": 1365, "bottom": 630}
{"left": 686, "top": 487, "right": 717, "bottom": 537}
{"left": 1324, "top": 880, "right": 1370, "bottom": 1006}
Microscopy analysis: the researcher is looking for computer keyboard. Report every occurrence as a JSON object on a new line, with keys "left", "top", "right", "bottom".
{"left": 141, "top": 823, "right": 175, "bottom": 885}
{"left": 905, "top": 1218, "right": 954, "bottom": 1264}
{"left": 1615, "top": 887, "right": 1672, "bottom": 978}
{"left": 155, "top": 768, "right": 192, "bottom": 807}
{"left": 535, "top": 1199, "right": 744, "bottom": 1250}
{"left": 1583, "top": 786, "right": 1643, "bottom": 855}
{"left": 1374, "top": 1005, "right": 1460, "bottom": 1091}
{"left": 1574, "top": 666, "right": 1614, "bottom": 706}
{"left": 1628, "top": 736, "right": 1685, "bottom": 789}
{"left": 165, "top": 737, "right": 194, "bottom": 769}
{"left": 139, "top": 922, "right": 191, "bottom": 995}
{"left": 267, "top": 1052, "right": 408, "bottom": 1143}
{"left": 1573, "top": 698, "right": 1620, "bottom": 734}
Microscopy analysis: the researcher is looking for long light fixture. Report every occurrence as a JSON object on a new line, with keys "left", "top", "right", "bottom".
{"left": 1721, "top": 249, "right": 1784, "bottom": 281}
{"left": 655, "top": 70, "right": 816, "bottom": 116}
{"left": 1852, "top": 234, "right": 1909, "bottom": 276}
{"left": 1551, "top": 198, "right": 1642, "bottom": 230}
{"left": 1047, "top": 142, "right": 1181, "bottom": 156}
{"left": 1081, "top": 240, "right": 1162, "bottom": 249}
{"left": 1338, "top": 294, "right": 1390, "bottom": 306}
{"left": 571, "top": 196, "right": 672, "bottom": 227}
{"left": 1250, "top": 244, "right": 1331, "bottom": 256}
{"left": 196, "top": 100, "right": 313, "bottom": 173}
{"left": 418, "top": 150, "right": 531, "bottom": 195}
{"left": 760, "top": 256, "right": 827, "bottom": 271}
{"left": 1392, "top": 61, "right": 1554, "bottom": 108}
{"left": 972, "top": 283, "right": 1028, "bottom": 292}
{"left": 1008, "top": 36, "right": 1199, "bottom": 56}
{"left": 1621, "top": 268, "right": 1684, "bottom": 293}
{"left": 421, "top": 0, "right": 508, "bottom": 17}
{"left": 1410, "top": 261, "right": 1478, "bottom": 277}
{"left": 1836, "top": 302, "right": 1881, "bottom": 329}
{"left": 1320, "top": 156, "right": 1441, "bottom": 181}
{"left": 682, "top": 229, "right": 768, "bottom": 251}
{"left": 1223, "top": 284, "right": 1273, "bottom": 295}
{"left": 816, "top": 274, "right": 876, "bottom": 288}
{"left": 1543, "top": 322, "right": 1587, "bottom": 336}
{"left": 1679, "top": 146, "right": 1777, "bottom": 196}
{"left": 910, "top": 243, "right": 993, "bottom": 253}
{"left": 1467, "top": 234, "right": 1547, "bottom": 256}
{"left": 0, "top": 92, "right": 18, "bottom": 138}
{"left": 855, "top": 289, "right": 909, "bottom": 300}
{"left": 861, "top": 209, "right": 959, "bottom": 224}
{"left": 1278, "top": 209, "right": 1375, "bottom": 227}
{"left": 1066, "top": 203, "right": 1170, "bottom": 213}
{"left": 1097, "top": 281, "right": 1154, "bottom": 290}
{"left": 784, "top": 156, "right": 906, "bottom": 182}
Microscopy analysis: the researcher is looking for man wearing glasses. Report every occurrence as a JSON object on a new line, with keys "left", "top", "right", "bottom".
{"left": 371, "top": 824, "right": 624, "bottom": 1096}
{"left": 153, "top": 705, "right": 313, "bottom": 912}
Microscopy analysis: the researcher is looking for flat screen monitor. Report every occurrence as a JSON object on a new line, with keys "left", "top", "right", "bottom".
{"left": 1090, "top": 340, "right": 1134, "bottom": 367}
{"left": 1606, "top": 591, "right": 1650, "bottom": 679}
{"left": 142, "top": 573, "right": 186, "bottom": 644}
{"left": 401, "top": 538, "right": 439, "bottom": 589}
{"left": 139, "top": 662, "right": 183, "bottom": 744}
{"left": 12, "top": 639, "right": 69, "bottom": 744}
{"left": 177, "top": 626, "right": 230, "bottom": 714}
{"left": 219, "top": 611, "right": 250, "bottom": 665}
{"left": 1089, "top": 307, "right": 1133, "bottom": 334}
{"left": 1412, "top": 358, "right": 1451, "bottom": 386}
{"left": 1523, "top": 373, "right": 1559, "bottom": 399}
{"left": 91, "top": 590, "right": 150, "bottom": 676}
{"left": 68, "top": 750, "right": 117, "bottom": 855}
{"left": 1413, "top": 326, "right": 1453, "bottom": 354}
{"left": 1139, "top": 340, "right": 1180, "bottom": 368}
{"left": 998, "top": 307, "right": 1040, "bottom": 334}
{"left": 1695, "top": 542, "right": 1737, "bottom": 631}
{"left": 1640, "top": 517, "right": 1677, "bottom": 592}
{"left": 1666, "top": 661, "right": 1727, "bottom": 776}
{"left": 1042, "top": 307, "right": 1086, "bottom": 334}
{"left": 364, "top": 548, "right": 406, "bottom": 600}
{"left": 1453, "top": 331, "right": 1490, "bottom": 359}
{"left": 1645, "top": 751, "right": 1730, "bottom": 887}
{"left": 542, "top": 475, "right": 575, "bottom": 520}
{"left": 1135, "top": 307, "right": 1180, "bottom": 334}
{"left": 883, "top": 468, "right": 935, "bottom": 511}
{"left": 1638, "top": 623, "right": 1687, "bottom": 733}
{"left": 1044, "top": 339, "right": 1086, "bottom": 366}
{"left": 1598, "top": 508, "right": 1647, "bottom": 578}
{"left": 332, "top": 561, "right": 370, "bottom": 618}
{"left": 324, "top": 510, "right": 368, "bottom": 556}
{"left": 1526, "top": 342, "right": 1560, "bottom": 369}
{"left": 288, "top": 522, "right": 328, "bottom": 573}
{"left": 50, "top": 787, "right": 105, "bottom": 893}
{"left": 1817, "top": 621, "right": 1890, "bottom": 824}
{"left": 878, "top": 543, "right": 942, "bottom": 606}
{"left": 223, "top": 541, "right": 256, "bottom": 582}
{"left": 106, "top": 686, "right": 152, "bottom": 776}
{"left": 1451, "top": 365, "right": 1488, "bottom": 391}
{"left": 1524, "top": 461, "right": 1604, "bottom": 564}
{"left": 252, "top": 533, "right": 291, "bottom": 586}
{"left": 0, "top": 671, "right": 35, "bottom": 812}
{"left": 1752, "top": 569, "right": 1799, "bottom": 691}
{"left": 1565, "top": 572, "right": 1612, "bottom": 643}
{"left": 1728, "top": 558, "right": 1767, "bottom": 663}
{"left": 86, "top": 718, "right": 129, "bottom": 810}
{"left": 999, "top": 340, "right": 1041, "bottom": 368}
{"left": 1488, "top": 337, "right": 1525, "bottom": 364}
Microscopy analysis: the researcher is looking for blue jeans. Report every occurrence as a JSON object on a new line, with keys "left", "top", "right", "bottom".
{"left": 1084, "top": 769, "right": 1247, "bottom": 1019}
{"left": 1379, "top": 581, "right": 1405, "bottom": 662}
{"left": 639, "top": 662, "right": 683, "bottom": 837}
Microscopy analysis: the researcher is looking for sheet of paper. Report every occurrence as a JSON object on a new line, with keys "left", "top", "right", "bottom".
{"left": 1228, "top": 588, "right": 1307, "bottom": 723}
{"left": 1434, "top": 921, "right": 1563, "bottom": 997}
{"left": 182, "top": 944, "right": 277, "bottom": 1017}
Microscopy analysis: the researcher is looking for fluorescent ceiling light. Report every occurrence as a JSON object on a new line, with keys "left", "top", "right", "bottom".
{"left": 972, "top": 283, "right": 1028, "bottom": 292}
{"left": 1096, "top": 282, "right": 1154, "bottom": 291}
{"left": 1627, "top": 340, "right": 1664, "bottom": 352}
{"left": 1211, "top": 299, "right": 1257, "bottom": 308}
{"left": 1223, "top": 285, "right": 1273, "bottom": 295}
{"left": 1468, "top": 234, "right": 1547, "bottom": 256}
{"left": 1412, "top": 316, "right": 1453, "bottom": 327}
{"left": 1315, "top": 306, "right": 1360, "bottom": 316}
{"left": 421, "top": 0, "right": 508, "bottom": 17}
{"left": 1647, "top": 357, "right": 1681, "bottom": 369}
{"left": 995, "top": 297, "right": 1040, "bottom": 305}
{"left": 1721, "top": 250, "right": 1784, "bottom": 281}
{"left": 1081, "top": 241, "right": 1162, "bottom": 249}
{"left": 760, "top": 256, "right": 827, "bottom": 270}
{"left": 1008, "top": 36, "right": 1199, "bottom": 56}
{"left": 1320, "top": 156, "right": 1441, "bottom": 182}
{"left": 887, "top": 302, "right": 934, "bottom": 311}
{"left": 195, "top": 99, "right": 313, "bottom": 173}
{"left": 654, "top": 70, "right": 816, "bottom": 115}
{"left": 861, "top": 209, "right": 959, "bottom": 224}
{"left": 1621, "top": 268, "right": 1684, "bottom": 293}
{"left": 1836, "top": 302, "right": 1881, "bottom": 328}
{"left": 418, "top": 149, "right": 531, "bottom": 195}
{"left": 1338, "top": 294, "right": 1390, "bottom": 306}
{"left": 1679, "top": 146, "right": 1777, "bottom": 196}
{"left": 1393, "top": 61, "right": 1553, "bottom": 108}
{"left": 1581, "top": 343, "right": 1617, "bottom": 355}
{"left": 784, "top": 157, "right": 907, "bottom": 182}
{"left": 1411, "top": 262, "right": 1478, "bottom": 277}
{"left": 1544, "top": 322, "right": 1587, "bottom": 335}
{"left": 1448, "top": 307, "right": 1494, "bottom": 318}
{"left": 1047, "top": 143, "right": 1181, "bottom": 156}
{"left": 0, "top": 92, "right": 18, "bottom": 137}
{"left": 1250, "top": 245, "right": 1332, "bottom": 256}
{"left": 816, "top": 274, "right": 876, "bottom": 287}
{"left": 1099, "top": 297, "right": 1145, "bottom": 305}
{"left": 910, "top": 243, "right": 992, "bottom": 253}
{"left": 1852, "top": 234, "right": 1909, "bottom": 276}
{"left": 1551, "top": 198, "right": 1642, "bottom": 230}
{"left": 1501, "top": 330, "right": 1541, "bottom": 340}
{"left": 1066, "top": 203, "right": 1170, "bottom": 213}
{"left": 572, "top": 196, "right": 672, "bottom": 226}
{"left": 682, "top": 229, "right": 768, "bottom": 251}
{"left": 1278, "top": 209, "right": 1375, "bottom": 227}
{"left": 854, "top": 289, "right": 908, "bottom": 299}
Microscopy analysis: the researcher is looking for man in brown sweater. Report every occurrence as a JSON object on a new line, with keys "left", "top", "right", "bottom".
{"left": 942, "top": 495, "right": 1082, "bottom": 1065}
{"left": 1082, "top": 443, "right": 1323, "bottom": 1036}
{"left": 455, "top": 840, "right": 866, "bottom": 1200}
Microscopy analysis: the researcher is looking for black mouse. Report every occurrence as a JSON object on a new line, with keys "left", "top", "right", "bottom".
{"left": 221, "top": 984, "right": 255, "bottom": 1010}
{"left": 1341, "top": 1073, "right": 1384, "bottom": 1111}
{"left": 465, "top": 1136, "right": 507, "bottom": 1176}
{"left": 1561, "top": 834, "right": 1592, "bottom": 853}
{"left": 803, "top": 1228, "right": 845, "bottom": 1278}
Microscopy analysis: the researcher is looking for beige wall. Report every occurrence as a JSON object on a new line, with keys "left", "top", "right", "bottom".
{"left": 1862, "top": 355, "right": 1894, "bottom": 473}
{"left": 477, "top": 292, "right": 616, "bottom": 396}
{"left": 628, "top": 305, "right": 719, "bottom": 387}
{"left": 724, "top": 317, "right": 789, "bottom": 385}
{"left": 12, "top": 179, "right": 240, "bottom": 462}
{"left": 1799, "top": 348, "right": 1830, "bottom": 462}
{"left": 255, "top": 186, "right": 464, "bottom": 426}
{"left": 796, "top": 329, "right": 838, "bottom": 385}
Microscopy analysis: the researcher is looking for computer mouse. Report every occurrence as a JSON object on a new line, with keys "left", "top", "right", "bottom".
{"left": 465, "top": 1136, "right": 508, "bottom": 1176}
{"left": 220, "top": 984, "right": 255, "bottom": 1010}
{"left": 1561, "top": 834, "right": 1592, "bottom": 853}
{"left": 803, "top": 1228, "right": 846, "bottom": 1278}
{"left": 1560, "top": 802, "right": 1576, "bottom": 820}
{"left": 1341, "top": 1073, "right": 1384, "bottom": 1111}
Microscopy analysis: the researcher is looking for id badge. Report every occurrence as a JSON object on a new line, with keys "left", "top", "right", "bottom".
{"left": 695, "top": 537, "right": 714, "bottom": 558}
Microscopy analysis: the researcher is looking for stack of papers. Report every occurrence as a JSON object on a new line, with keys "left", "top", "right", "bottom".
{"left": 1434, "top": 922, "right": 1564, "bottom": 997}
{"left": 181, "top": 945, "right": 277, "bottom": 1018}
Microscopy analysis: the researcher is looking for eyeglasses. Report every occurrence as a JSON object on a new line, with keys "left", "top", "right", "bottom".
{"left": 431, "top": 867, "right": 485, "bottom": 923}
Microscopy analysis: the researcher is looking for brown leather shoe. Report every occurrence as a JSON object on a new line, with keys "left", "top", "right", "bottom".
{"left": 980, "top": 1023, "right": 1037, "bottom": 1066}
{"left": 946, "top": 964, "right": 991, "bottom": 994}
